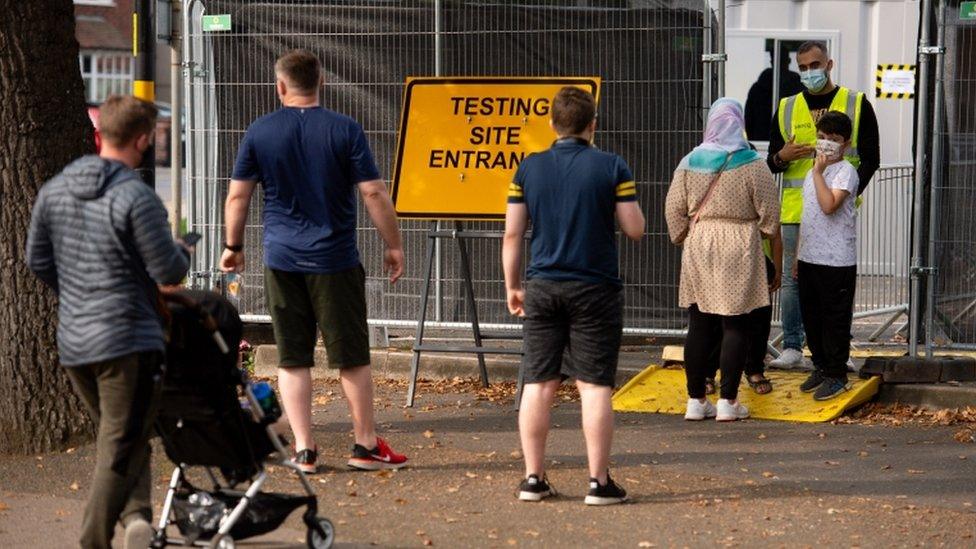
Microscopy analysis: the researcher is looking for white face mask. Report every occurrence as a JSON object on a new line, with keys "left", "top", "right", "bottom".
{"left": 816, "top": 138, "right": 843, "bottom": 159}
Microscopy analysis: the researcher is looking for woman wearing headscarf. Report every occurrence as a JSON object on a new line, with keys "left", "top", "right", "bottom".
{"left": 665, "top": 98, "right": 782, "bottom": 422}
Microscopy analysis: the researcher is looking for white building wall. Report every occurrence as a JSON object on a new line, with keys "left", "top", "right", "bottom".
{"left": 722, "top": 0, "right": 919, "bottom": 165}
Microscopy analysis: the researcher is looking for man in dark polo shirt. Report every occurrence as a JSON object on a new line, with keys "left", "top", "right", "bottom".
{"left": 503, "top": 87, "right": 646, "bottom": 505}
{"left": 221, "top": 50, "right": 407, "bottom": 473}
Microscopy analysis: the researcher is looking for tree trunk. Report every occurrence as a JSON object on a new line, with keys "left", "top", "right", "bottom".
{"left": 0, "top": 0, "right": 97, "bottom": 454}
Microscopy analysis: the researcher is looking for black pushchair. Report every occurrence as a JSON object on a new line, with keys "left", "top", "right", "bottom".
{"left": 151, "top": 290, "right": 334, "bottom": 549}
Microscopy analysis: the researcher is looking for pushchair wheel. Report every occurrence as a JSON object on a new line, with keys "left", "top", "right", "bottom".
{"left": 210, "top": 534, "right": 235, "bottom": 549}
{"left": 306, "top": 516, "right": 335, "bottom": 549}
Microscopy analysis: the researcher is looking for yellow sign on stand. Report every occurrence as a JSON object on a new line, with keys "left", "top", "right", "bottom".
{"left": 391, "top": 77, "right": 601, "bottom": 220}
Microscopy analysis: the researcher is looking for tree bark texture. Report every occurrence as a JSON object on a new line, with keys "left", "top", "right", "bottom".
{"left": 0, "top": 0, "right": 97, "bottom": 453}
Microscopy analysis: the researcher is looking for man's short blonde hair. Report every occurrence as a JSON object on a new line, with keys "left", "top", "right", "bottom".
{"left": 99, "top": 95, "right": 158, "bottom": 146}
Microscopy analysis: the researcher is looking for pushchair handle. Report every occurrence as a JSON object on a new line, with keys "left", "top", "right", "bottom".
{"left": 160, "top": 289, "right": 231, "bottom": 355}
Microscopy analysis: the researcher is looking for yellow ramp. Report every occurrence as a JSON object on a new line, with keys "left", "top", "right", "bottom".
{"left": 613, "top": 365, "right": 880, "bottom": 423}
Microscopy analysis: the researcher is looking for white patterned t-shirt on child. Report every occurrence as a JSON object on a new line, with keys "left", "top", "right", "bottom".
{"left": 798, "top": 160, "right": 859, "bottom": 267}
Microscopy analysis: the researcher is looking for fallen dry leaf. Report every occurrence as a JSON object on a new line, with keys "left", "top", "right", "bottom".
{"left": 0, "top": 502, "right": 10, "bottom": 512}
{"left": 423, "top": 430, "right": 435, "bottom": 439}
{"left": 69, "top": 482, "right": 80, "bottom": 491}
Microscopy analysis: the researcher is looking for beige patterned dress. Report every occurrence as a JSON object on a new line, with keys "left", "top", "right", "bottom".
{"left": 665, "top": 159, "right": 780, "bottom": 316}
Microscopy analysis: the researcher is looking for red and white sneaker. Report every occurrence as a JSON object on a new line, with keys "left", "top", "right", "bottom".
{"left": 347, "top": 437, "right": 408, "bottom": 470}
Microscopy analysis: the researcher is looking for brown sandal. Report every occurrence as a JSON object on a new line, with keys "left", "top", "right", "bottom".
{"left": 705, "top": 377, "right": 716, "bottom": 395}
{"left": 747, "top": 375, "right": 773, "bottom": 395}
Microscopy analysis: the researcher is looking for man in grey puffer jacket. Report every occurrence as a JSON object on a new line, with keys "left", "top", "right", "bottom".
{"left": 26, "top": 95, "right": 188, "bottom": 549}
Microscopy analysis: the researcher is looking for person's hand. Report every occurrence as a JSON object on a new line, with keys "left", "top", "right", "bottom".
{"left": 384, "top": 247, "right": 404, "bottom": 283}
{"left": 779, "top": 135, "right": 815, "bottom": 162}
{"left": 813, "top": 152, "right": 829, "bottom": 174}
{"left": 220, "top": 249, "right": 245, "bottom": 273}
{"left": 506, "top": 287, "right": 525, "bottom": 317}
{"left": 769, "top": 268, "right": 782, "bottom": 293}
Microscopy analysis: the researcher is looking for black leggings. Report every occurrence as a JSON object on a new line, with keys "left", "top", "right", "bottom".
{"left": 705, "top": 305, "right": 772, "bottom": 379}
{"left": 685, "top": 304, "right": 751, "bottom": 400}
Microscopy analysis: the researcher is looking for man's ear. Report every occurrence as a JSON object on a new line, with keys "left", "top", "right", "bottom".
{"left": 135, "top": 132, "right": 151, "bottom": 152}
{"left": 589, "top": 118, "right": 597, "bottom": 133}
{"left": 276, "top": 77, "right": 287, "bottom": 98}
{"left": 826, "top": 58, "right": 834, "bottom": 73}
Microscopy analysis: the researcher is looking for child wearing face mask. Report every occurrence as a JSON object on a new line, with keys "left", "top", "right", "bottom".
{"left": 793, "top": 111, "right": 859, "bottom": 401}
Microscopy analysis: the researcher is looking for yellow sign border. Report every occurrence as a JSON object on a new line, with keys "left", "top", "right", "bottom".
{"left": 390, "top": 77, "right": 601, "bottom": 221}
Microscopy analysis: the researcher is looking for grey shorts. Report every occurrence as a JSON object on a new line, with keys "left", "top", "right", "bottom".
{"left": 521, "top": 279, "right": 624, "bottom": 387}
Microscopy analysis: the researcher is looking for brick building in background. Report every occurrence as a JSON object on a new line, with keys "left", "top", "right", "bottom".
{"left": 74, "top": 0, "right": 174, "bottom": 164}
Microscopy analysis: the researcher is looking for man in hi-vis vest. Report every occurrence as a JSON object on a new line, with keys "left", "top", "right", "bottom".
{"left": 767, "top": 40, "right": 880, "bottom": 369}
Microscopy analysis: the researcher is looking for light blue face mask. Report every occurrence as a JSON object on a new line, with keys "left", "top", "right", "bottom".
{"left": 800, "top": 68, "right": 829, "bottom": 92}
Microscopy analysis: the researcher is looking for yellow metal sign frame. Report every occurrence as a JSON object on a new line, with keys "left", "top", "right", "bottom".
{"left": 391, "top": 77, "right": 600, "bottom": 220}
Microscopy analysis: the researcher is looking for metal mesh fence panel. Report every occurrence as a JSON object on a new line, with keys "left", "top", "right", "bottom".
{"left": 183, "top": 0, "right": 708, "bottom": 333}
{"left": 182, "top": 0, "right": 913, "bottom": 339}
{"left": 932, "top": 1, "right": 976, "bottom": 346}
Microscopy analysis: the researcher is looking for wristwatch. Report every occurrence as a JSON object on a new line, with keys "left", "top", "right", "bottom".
{"left": 773, "top": 152, "right": 788, "bottom": 168}
{"left": 224, "top": 243, "right": 243, "bottom": 253}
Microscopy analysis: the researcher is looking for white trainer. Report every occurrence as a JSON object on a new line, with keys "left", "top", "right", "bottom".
{"left": 684, "top": 398, "right": 717, "bottom": 421}
{"left": 123, "top": 518, "right": 154, "bottom": 549}
{"left": 716, "top": 399, "right": 749, "bottom": 422}
{"left": 769, "top": 348, "right": 804, "bottom": 369}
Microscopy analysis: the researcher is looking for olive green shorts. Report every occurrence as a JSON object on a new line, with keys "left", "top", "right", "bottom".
{"left": 265, "top": 265, "right": 370, "bottom": 369}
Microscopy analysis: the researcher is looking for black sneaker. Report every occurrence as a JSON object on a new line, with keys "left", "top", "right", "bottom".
{"left": 814, "top": 377, "right": 851, "bottom": 401}
{"left": 584, "top": 474, "right": 628, "bottom": 506}
{"left": 800, "top": 370, "right": 825, "bottom": 393}
{"left": 517, "top": 474, "right": 555, "bottom": 502}
{"left": 291, "top": 447, "right": 318, "bottom": 474}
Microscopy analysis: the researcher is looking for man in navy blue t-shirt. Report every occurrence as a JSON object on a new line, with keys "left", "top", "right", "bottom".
{"left": 503, "top": 87, "right": 646, "bottom": 505}
{"left": 221, "top": 50, "right": 407, "bottom": 473}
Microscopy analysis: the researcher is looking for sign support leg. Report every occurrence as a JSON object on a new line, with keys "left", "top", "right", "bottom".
{"left": 455, "top": 222, "right": 489, "bottom": 388}
{"left": 407, "top": 226, "right": 437, "bottom": 407}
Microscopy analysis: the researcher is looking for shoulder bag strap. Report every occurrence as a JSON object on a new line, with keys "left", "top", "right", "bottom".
{"left": 690, "top": 152, "right": 733, "bottom": 230}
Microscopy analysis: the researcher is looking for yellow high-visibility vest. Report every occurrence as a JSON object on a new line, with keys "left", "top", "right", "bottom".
{"left": 777, "top": 86, "right": 863, "bottom": 224}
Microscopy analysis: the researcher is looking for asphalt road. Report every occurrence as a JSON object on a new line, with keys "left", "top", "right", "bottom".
{"left": 2, "top": 378, "right": 975, "bottom": 547}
